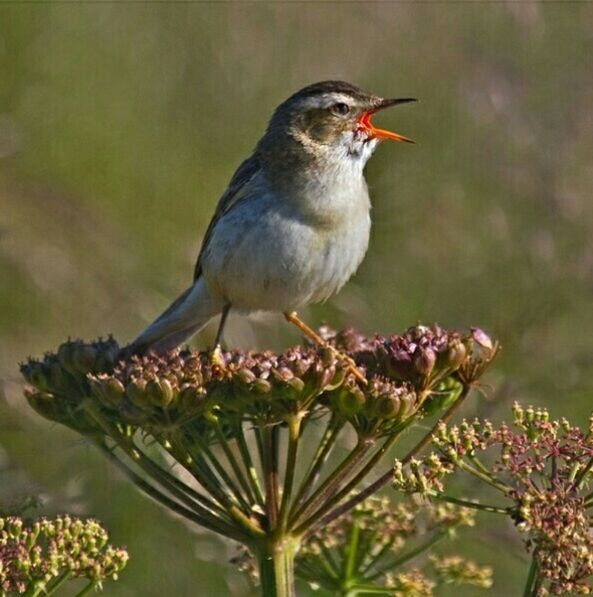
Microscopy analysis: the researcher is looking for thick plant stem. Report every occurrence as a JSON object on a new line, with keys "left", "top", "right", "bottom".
{"left": 258, "top": 536, "right": 300, "bottom": 597}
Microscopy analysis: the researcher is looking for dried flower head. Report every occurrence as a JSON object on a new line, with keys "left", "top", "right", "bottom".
{"left": 20, "top": 325, "right": 495, "bottom": 597}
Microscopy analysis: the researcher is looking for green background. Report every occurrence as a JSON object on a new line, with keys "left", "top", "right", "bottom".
{"left": 1, "top": 3, "right": 592, "bottom": 595}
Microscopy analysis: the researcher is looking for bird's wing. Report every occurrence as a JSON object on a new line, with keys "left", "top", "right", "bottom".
{"left": 193, "top": 153, "right": 262, "bottom": 280}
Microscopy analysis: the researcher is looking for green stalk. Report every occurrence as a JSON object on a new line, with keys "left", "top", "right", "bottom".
{"left": 341, "top": 584, "right": 393, "bottom": 595}
{"left": 302, "top": 429, "right": 407, "bottom": 537}
{"left": 257, "top": 536, "right": 300, "bottom": 597}
{"left": 456, "top": 459, "right": 512, "bottom": 493}
{"left": 311, "top": 383, "right": 475, "bottom": 532}
{"left": 278, "top": 415, "right": 303, "bottom": 532}
{"left": 193, "top": 435, "right": 252, "bottom": 512}
{"left": 291, "top": 440, "right": 372, "bottom": 529}
{"left": 342, "top": 518, "right": 361, "bottom": 585}
{"left": 85, "top": 406, "right": 223, "bottom": 516}
{"left": 290, "top": 416, "right": 342, "bottom": 515}
{"left": 96, "top": 442, "right": 248, "bottom": 542}
{"left": 366, "top": 530, "right": 448, "bottom": 582}
{"left": 358, "top": 538, "right": 394, "bottom": 577}
{"left": 213, "top": 422, "right": 257, "bottom": 504}
{"left": 74, "top": 581, "right": 97, "bottom": 597}
{"left": 573, "top": 455, "right": 593, "bottom": 490}
{"left": 236, "top": 423, "right": 265, "bottom": 506}
{"left": 262, "top": 424, "right": 281, "bottom": 529}
{"left": 45, "top": 570, "right": 71, "bottom": 596}
{"left": 523, "top": 554, "right": 540, "bottom": 597}
{"left": 431, "top": 492, "right": 509, "bottom": 514}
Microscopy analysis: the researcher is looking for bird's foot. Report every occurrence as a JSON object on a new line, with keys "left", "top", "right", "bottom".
{"left": 283, "top": 311, "right": 367, "bottom": 385}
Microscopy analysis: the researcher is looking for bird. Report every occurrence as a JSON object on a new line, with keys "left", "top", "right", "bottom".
{"left": 130, "top": 81, "right": 415, "bottom": 381}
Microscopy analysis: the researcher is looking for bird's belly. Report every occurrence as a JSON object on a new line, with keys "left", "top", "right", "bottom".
{"left": 201, "top": 198, "right": 370, "bottom": 312}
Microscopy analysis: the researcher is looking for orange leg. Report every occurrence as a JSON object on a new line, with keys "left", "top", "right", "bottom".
{"left": 284, "top": 312, "right": 367, "bottom": 385}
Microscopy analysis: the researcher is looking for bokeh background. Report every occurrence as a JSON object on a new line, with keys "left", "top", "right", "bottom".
{"left": 1, "top": 3, "right": 593, "bottom": 595}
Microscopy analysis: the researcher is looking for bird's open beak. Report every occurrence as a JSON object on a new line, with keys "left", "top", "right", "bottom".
{"left": 358, "top": 98, "right": 416, "bottom": 144}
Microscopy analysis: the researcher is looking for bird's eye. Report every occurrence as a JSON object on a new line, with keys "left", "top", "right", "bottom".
{"left": 330, "top": 102, "right": 350, "bottom": 117}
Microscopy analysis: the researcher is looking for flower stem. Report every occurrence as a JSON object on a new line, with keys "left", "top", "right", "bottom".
{"left": 95, "top": 441, "right": 249, "bottom": 542}
{"left": 432, "top": 492, "right": 509, "bottom": 514}
{"left": 213, "top": 422, "right": 257, "bottom": 505}
{"left": 523, "top": 554, "right": 540, "bottom": 597}
{"left": 366, "top": 530, "right": 448, "bottom": 581}
{"left": 291, "top": 440, "right": 372, "bottom": 530}
{"left": 262, "top": 424, "right": 280, "bottom": 529}
{"left": 278, "top": 415, "right": 303, "bottom": 532}
{"left": 290, "top": 416, "right": 342, "bottom": 514}
{"left": 257, "top": 536, "right": 300, "bottom": 597}
{"left": 313, "top": 382, "right": 474, "bottom": 530}
{"left": 74, "top": 581, "right": 97, "bottom": 597}
{"left": 44, "top": 570, "right": 71, "bottom": 596}
{"left": 236, "top": 423, "right": 265, "bottom": 506}
{"left": 303, "top": 428, "right": 407, "bottom": 538}
{"left": 342, "top": 518, "right": 361, "bottom": 583}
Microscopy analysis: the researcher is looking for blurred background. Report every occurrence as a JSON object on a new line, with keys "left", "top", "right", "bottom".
{"left": 1, "top": 3, "right": 592, "bottom": 595}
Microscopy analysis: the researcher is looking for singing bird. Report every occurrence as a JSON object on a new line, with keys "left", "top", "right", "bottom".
{"left": 131, "top": 81, "right": 415, "bottom": 377}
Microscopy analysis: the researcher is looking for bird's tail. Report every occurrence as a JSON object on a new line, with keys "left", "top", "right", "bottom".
{"left": 128, "top": 278, "right": 224, "bottom": 355}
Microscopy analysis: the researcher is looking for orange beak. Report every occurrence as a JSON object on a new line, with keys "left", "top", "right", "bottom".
{"left": 358, "top": 98, "right": 416, "bottom": 144}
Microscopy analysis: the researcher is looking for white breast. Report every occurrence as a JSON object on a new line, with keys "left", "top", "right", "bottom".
{"left": 201, "top": 165, "right": 372, "bottom": 313}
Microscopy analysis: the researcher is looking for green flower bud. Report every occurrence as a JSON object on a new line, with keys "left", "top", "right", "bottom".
{"left": 146, "top": 378, "right": 175, "bottom": 408}
{"left": 375, "top": 395, "right": 401, "bottom": 419}
{"left": 253, "top": 378, "right": 272, "bottom": 394}
{"left": 398, "top": 392, "right": 417, "bottom": 419}
{"left": 286, "top": 377, "right": 305, "bottom": 393}
{"left": 274, "top": 367, "right": 294, "bottom": 382}
{"left": 339, "top": 386, "right": 366, "bottom": 416}
{"left": 90, "top": 377, "right": 125, "bottom": 408}
{"left": 125, "top": 379, "right": 147, "bottom": 407}
{"left": 236, "top": 368, "right": 257, "bottom": 385}
{"left": 26, "top": 391, "right": 64, "bottom": 423}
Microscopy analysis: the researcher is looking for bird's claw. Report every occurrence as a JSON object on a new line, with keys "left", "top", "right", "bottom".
{"left": 328, "top": 345, "right": 367, "bottom": 385}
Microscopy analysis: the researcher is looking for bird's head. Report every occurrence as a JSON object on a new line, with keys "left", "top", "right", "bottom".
{"left": 260, "top": 81, "right": 416, "bottom": 168}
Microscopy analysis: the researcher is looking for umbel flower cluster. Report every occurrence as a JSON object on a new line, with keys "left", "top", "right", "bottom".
{"left": 20, "top": 325, "right": 498, "bottom": 597}
{"left": 236, "top": 495, "right": 492, "bottom": 595}
{"left": 393, "top": 404, "right": 593, "bottom": 596}
{"left": 0, "top": 515, "right": 128, "bottom": 596}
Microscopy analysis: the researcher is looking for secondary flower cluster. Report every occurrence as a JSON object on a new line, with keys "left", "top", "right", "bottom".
{"left": 393, "top": 404, "right": 593, "bottom": 595}
{"left": 235, "top": 495, "right": 492, "bottom": 595}
{"left": 21, "top": 325, "right": 496, "bottom": 442}
{"left": 0, "top": 515, "right": 128, "bottom": 596}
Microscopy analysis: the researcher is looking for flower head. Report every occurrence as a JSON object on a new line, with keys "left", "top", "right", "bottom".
{"left": 0, "top": 515, "right": 128, "bottom": 595}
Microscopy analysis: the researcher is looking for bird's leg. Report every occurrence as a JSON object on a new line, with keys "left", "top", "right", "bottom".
{"left": 211, "top": 303, "right": 232, "bottom": 369}
{"left": 215, "top": 303, "right": 232, "bottom": 347}
{"left": 283, "top": 311, "right": 367, "bottom": 385}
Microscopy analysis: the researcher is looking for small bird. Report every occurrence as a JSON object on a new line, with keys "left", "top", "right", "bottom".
{"left": 131, "top": 81, "right": 415, "bottom": 379}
